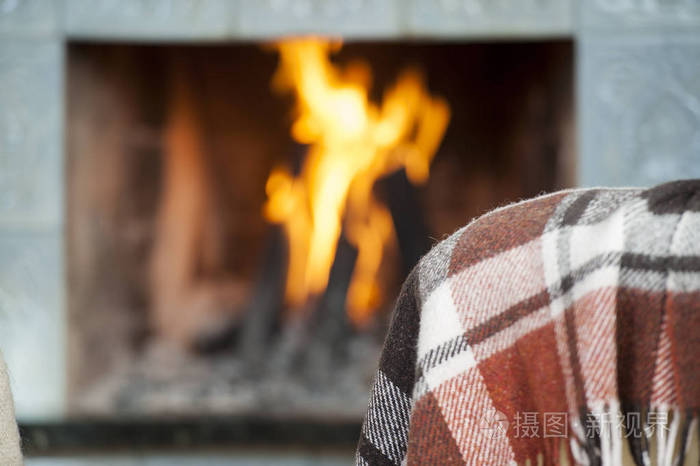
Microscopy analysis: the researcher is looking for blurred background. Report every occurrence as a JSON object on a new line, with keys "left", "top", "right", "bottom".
{"left": 1, "top": 0, "right": 699, "bottom": 464}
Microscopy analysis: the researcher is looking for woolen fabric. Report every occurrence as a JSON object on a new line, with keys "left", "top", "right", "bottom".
{"left": 357, "top": 180, "right": 700, "bottom": 465}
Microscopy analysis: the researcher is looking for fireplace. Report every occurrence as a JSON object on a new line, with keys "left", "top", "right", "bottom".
{"left": 2, "top": 1, "right": 699, "bottom": 461}
{"left": 64, "top": 39, "right": 574, "bottom": 421}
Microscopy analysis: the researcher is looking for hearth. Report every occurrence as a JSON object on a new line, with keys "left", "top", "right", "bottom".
{"left": 65, "top": 39, "right": 573, "bottom": 420}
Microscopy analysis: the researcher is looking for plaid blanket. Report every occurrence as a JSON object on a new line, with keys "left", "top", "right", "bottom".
{"left": 357, "top": 180, "right": 700, "bottom": 465}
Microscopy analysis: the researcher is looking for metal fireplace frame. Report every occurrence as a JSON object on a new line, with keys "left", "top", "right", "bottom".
{"left": 1, "top": 0, "right": 700, "bottom": 427}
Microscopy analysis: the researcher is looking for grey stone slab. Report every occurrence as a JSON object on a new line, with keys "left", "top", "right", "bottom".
{"left": 25, "top": 451, "right": 353, "bottom": 465}
{"left": 0, "top": 39, "right": 63, "bottom": 229}
{"left": 407, "top": 0, "right": 573, "bottom": 38}
{"left": 64, "top": 0, "right": 235, "bottom": 39}
{"left": 0, "top": 231, "right": 65, "bottom": 420}
{"left": 578, "top": 35, "right": 700, "bottom": 187}
{"left": 0, "top": 0, "right": 59, "bottom": 37}
{"left": 581, "top": 0, "right": 700, "bottom": 32}
{"left": 238, "top": 0, "right": 400, "bottom": 38}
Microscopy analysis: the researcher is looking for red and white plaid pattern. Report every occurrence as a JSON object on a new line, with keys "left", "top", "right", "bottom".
{"left": 357, "top": 180, "right": 700, "bottom": 465}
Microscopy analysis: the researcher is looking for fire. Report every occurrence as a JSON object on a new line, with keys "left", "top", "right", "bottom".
{"left": 264, "top": 38, "right": 450, "bottom": 326}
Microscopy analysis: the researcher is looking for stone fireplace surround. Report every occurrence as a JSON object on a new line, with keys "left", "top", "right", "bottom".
{"left": 1, "top": 0, "right": 699, "bottom": 427}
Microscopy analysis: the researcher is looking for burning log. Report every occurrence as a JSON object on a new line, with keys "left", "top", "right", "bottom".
{"left": 251, "top": 38, "right": 450, "bottom": 381}
{"left": 263, "top": 39, "right": 450, "bottom": 327}
{"left": 263, "top": 234, "right": 358, "bottom": 383}
{"left": 229, "top": 171, "right": 430, "bottom": 384}
{"left": 300, "top": 234, "right": 358, "bottom": 381}
{"left": 235, "top": 142, "right": 307, "bottom": 366}
{"left": 377, "top": 168, "right": 432, "bottom": 274}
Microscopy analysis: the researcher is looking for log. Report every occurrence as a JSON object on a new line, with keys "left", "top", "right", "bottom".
{"left": 377, "top": 169, "right": 432, "bottom": 274}
{"left": 234, "top": 226, "right": 287, "bottom": 369}
{"left": 299, "top": 234, "right": 358, "bottom": 382}
{"left": 265, "top": 233, "right": 358, "bottom": 382}
{"left": 236, "top": 143, "right": 306, "bottom": 365}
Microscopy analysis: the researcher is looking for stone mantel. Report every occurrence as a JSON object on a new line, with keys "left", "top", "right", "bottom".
{"left": 1, "top": 0, "right": 699, "bottom": 420}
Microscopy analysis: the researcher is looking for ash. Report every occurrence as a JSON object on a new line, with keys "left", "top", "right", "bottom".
{"left": 75, "top": 332, "right": 380, "bottom": 419}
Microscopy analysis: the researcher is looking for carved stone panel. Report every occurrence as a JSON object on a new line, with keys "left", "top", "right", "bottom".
{"left": 582, "top": 0, "right": 700, "bottom": 31}
{"left": 0, "top": 40, "right": 62, "bottom": 228}
{"left": 64, "top": 0, "right": 235, "bottom": 39}
{"left": 408, "top": 0, "right": 573, "bottom": 37}
{"left": 239, "top": 0, "right": 400, "bottom": 38}
{"left": 0, "top": 0, "right": 58, "bottom": 36}
{"left": 578, "top": 36, "right": 700, "bottom": 187}
{"left": 0, "top": 232, "right": 64, "bottom": 420}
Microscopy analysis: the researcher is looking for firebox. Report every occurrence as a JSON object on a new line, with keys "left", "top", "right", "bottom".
{"left": 65, "top": 40, "right": 574, "bottom": 420}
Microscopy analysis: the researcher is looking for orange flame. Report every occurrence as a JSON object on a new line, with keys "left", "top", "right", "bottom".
{"left": 264, "top": 38, "right": 450, "bottom": 326}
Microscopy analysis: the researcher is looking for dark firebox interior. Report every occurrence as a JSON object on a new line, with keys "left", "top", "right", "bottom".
{"left": 66, "top": 40, "right": 573, "bottom": 417}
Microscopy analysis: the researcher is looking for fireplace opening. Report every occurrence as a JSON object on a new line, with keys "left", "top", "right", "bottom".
{"left": 66, "top": 40, "right": 574, "bottom": 419}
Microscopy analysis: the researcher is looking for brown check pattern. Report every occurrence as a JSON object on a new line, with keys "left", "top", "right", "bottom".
{"left": 357, "top": 180, "right": 700, "bottom": 465}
